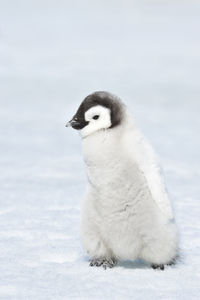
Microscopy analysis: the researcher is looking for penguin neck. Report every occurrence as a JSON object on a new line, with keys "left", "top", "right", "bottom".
{"left": 82, "top": 124, "right": 124, "bottom": 168}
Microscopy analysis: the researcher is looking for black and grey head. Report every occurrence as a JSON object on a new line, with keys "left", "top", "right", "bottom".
{"left": 66, "top": 91, "right": 125, "bottom": 137}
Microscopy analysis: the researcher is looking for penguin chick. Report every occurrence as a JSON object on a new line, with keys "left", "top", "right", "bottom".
{"left": 66, "top": 91, "right": 178, "bottom": 270}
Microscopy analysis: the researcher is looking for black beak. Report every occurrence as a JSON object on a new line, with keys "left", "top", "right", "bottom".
{"left": 65, "top": 119, "right": 83, "bottom": 129}
{"left": 65, "top": 119, "right": 81, "bottom": 128}
{"left": 66, "top": 115, "right": 89, "bottom": 130}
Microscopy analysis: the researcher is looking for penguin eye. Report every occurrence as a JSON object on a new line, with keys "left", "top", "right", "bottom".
{"left": 93, "top": 115, "right": 99, "bottom": 120}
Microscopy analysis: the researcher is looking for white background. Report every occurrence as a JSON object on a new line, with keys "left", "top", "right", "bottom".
{"left": 0, "top": 0, "right": 200, "bottom": 299}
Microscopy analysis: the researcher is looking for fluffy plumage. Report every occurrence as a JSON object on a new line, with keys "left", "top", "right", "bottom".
{"left": 67, "top": 91, "right": 178, "bottom": 270}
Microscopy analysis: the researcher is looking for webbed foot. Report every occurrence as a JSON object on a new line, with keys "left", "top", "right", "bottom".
{"left": 90, "top": 258, "right": 117, "bottom": 269}
{"left": 151, "top": 264, "right": 165, "bottom": 270}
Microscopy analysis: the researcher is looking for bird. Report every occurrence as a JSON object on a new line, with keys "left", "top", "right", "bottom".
{"left": 66, "top": 91, "right": 178, "bottom": 270}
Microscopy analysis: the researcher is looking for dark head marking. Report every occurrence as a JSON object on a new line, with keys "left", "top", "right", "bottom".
{"left": 70, "top": 91, "right": 124, "bottom": 130}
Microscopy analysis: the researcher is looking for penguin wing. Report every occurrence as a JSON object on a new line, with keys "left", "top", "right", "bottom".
{"left": 125, "top": 128, "right": 174, "bottom": 220}
{"left": 142, "top": 157, "right": 174, "bottom": 220}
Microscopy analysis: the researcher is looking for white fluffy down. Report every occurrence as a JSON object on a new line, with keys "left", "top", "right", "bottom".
{"left": 80, "top": 108, "right": 178, "bottom": 265}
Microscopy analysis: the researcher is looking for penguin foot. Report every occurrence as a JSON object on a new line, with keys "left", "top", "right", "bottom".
{"left": 90, "top": 258, "right": 117, "bottom": 269}
{"left": 151, "top": 264, "right": 165, "bottom": 270}
{"left": 151, "top": 256, "right": 178, "bottom": 270}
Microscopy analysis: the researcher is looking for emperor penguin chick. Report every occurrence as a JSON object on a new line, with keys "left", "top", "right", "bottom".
{"left": 66, "top": 91, "right": 178, "bottom": 270}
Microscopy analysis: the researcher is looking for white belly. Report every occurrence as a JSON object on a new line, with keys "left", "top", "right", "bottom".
{"left": 85, "top": 156, "right": 158, "bottom": 259}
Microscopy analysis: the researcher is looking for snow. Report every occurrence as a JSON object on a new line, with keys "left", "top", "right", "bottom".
{"left": 0, "top": 0, "right": 200, "bottom": 299}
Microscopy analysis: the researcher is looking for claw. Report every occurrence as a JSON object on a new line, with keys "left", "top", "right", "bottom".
{"left": 102, "top": 263, "right": 107, "bottom": 270}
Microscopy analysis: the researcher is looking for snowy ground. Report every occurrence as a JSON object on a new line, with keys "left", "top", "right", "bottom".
{"left": 0, "top": 0, "right": 200, "bottom": 299}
